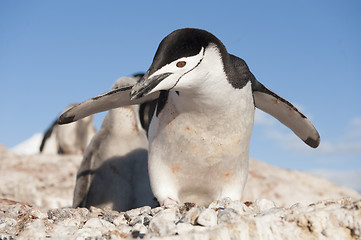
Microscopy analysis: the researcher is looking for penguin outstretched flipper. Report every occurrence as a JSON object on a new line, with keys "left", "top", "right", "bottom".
{"left": 230, "top": 54, "right": 320, "bottom": 148}
{"left": 251, "top": 78, "right": 320, "bottom": 148}
{"left": 58, "top": 80, "right": 159, "bottom": 125}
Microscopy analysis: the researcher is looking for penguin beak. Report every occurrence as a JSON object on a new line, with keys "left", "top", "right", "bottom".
{"left": 130, "top": 71, "right": 172, "bottom": 100}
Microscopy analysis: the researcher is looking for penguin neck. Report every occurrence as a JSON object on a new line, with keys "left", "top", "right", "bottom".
{"left": 171, "top": 48, "right": 237, "bottom": 114}
{"left": 170, "top": 79, "right": 238, "bottom": 115}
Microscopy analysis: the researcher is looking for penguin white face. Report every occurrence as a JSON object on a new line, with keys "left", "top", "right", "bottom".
{"left": 132, "top": 47, "right": 205, "bottom": 97}
{"left": 131, "top": 28, "right": 226, "bottom": 99}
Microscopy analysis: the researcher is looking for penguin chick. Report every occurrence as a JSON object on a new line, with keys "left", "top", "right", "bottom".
{"left": 73, "top": 75, "right": 157, "bottom": 211}
{"left": 40, "top": 106, "right": 95, "bottom": 154}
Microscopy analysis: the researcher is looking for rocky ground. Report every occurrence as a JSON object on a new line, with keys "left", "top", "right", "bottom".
{"left": 1, "top": 197, "right": 361, "bottom": 239}
{"left": 0, "top": 145, "right": 360, "bottom": 239}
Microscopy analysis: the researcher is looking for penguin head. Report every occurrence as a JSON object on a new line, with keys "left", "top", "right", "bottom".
{"left": 131, "top": 28, "right": 228, "bottom": 99}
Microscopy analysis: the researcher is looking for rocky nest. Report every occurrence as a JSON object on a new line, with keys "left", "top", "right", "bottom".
{"left": 1, "top": 197, "right": 360, "bottom": 239}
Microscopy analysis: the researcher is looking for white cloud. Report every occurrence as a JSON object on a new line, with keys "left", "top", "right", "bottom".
{"left": 316, "top": 141, "right": 361, "bottom": 154}
{"left": 309, "top": 168, "right": 361, "bottom": 193}
{"left": 344, "top": 117, "right": 361, "bottom": 141}
{"left": 316, "top": 117, "right": 361, "bottom": 154}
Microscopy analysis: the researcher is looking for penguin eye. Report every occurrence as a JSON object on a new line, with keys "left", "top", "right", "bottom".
{"left": 176, "top": 61, "right": 186, "bottom": 68}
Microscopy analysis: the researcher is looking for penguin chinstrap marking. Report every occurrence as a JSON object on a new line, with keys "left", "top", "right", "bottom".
{"left": 73, "top": 76, "right": 158, "bottom": 212}
{"left": 58, "top": 28, "right": 320, "bottom": 207}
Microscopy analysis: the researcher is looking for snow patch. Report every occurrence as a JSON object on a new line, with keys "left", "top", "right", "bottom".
{"left": 11, "top": 133, "right": 43, "bottom": 155}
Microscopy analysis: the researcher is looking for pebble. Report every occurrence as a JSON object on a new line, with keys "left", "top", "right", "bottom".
{"left": 150, "top": 206, "right": 163, "bottom": 216}
{"left": 217, "top": 207, "right": 241, "bottom": 224}
{"left": 127, "top": 205, "right": 151, "bottom": 218}
{"left": 129, "top": 215, "right": 143, "bottom": 226}
{"left": 226, "top": 200, "right": 252, "bottom": 215}
{"left": 149, "top": 208, "right": 180, "bottom": 236}
{"left": 49, "top": 224, "right": 79, "bottom": 238}
{"left": 18, "top": 219, "right": 47, "bottom": 239}
{"left": 132, "top": 222, "right": 148, "bottom": 235}
{"left": 182, "top": 206, "right": 204, "bottom": 224}
{"left": 113, "top": 215, "right": 128, "bottom": 226}
{"left": 196, "top": 208, "right": 217, "bottom": 227}
{"left": 250, "top": 199, "right": 277, "bottom": 214}
{"left": 176, "top": 222, "right": 195, "bottom": 235}
{"left": 47, "top": 208, "right": 72, "bottom": 221}
{"left": 74, "top": 228, "right": 103, "bottom": 239}
{"left": 208, "top": 197, "right": 233, "bottom": 209}
{"left": 101, "top": 212, "right": 118, "bottom": 224}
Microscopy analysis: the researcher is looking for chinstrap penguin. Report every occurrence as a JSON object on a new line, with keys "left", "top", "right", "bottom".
{"left": 73, "top": 75, "right": 157, "bottom": 211}
{"left": 40, "top": 105, "right": 96, "bottom": 154}
{"left": 58, "top": 28, "right": 320, "bottom": 206}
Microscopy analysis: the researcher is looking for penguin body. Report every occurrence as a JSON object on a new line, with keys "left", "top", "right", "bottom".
{"left": 144, "top": 44, "right": 255, "bottom": 205}
{"left": 59, "top": 28, "right": 320, "bottom": 206}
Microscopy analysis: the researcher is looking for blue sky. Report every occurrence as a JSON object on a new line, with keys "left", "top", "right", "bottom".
{"left": 1, "top": 1, "right": 360, "bottom": 190}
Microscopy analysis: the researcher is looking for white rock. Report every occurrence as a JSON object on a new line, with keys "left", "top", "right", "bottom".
{"left": 82, "top": 217, "right": 116, "bottom": 231}
{"left": 59, "top": 218, "right": 84, "bottom": 228}
{"left": 129, "top": 215, "right": 143, "bottom": 226}
{"left": 126, "top": 205, "right": 151, "bottom": 218}
{"left": 209, "top": 197, "right": 233, "bottom": 209}
{"left": 217, "top": 208, "right": 241, "bottom": 224}
{"left": 182, "top": 206, "right": 204, "bottom": 224}
{"left": 113, "top": 215, "right": 128, "bottom": 226}
{"left": 100, "top": 212, "right": 118, "bottom": 224}
{"left": 50, "top": 224, "right": 79, "bottom": 238}
{"left": 132, "top": 222, "right": 148, "bottom": 235}
{"left": 176, "top": 222, "right": 196, "bottom": 235}
{"left": 47, "top": 208, "right": 72, "bottom": 221}
{"left": 74, "top": 228, "right": 103, "bottom": 239}
{"left": 149, "top": 208, "right": 180, "bottom": 236}
{"left": 0, "top": 217, "right": 17, "bottom": 235}
{"left": 251, "top": 198, "right": 277, "bottom": 214}
{"left": 29, "top": 207, "right": 47, "bottom": 219}
{"left": 226, "top": 200, "right": 252, "bottom": 215}
{"left": 17, "top": 219, "right": 47, "bottom": 239}
{"left": 150, "top": 206, "right": 164, "bottom": 216}
{"left": 197, "top": 208, "right": 217, "bottom": 227}
{"left": 0, "top": 222, "right": 6, "bottom": 231}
